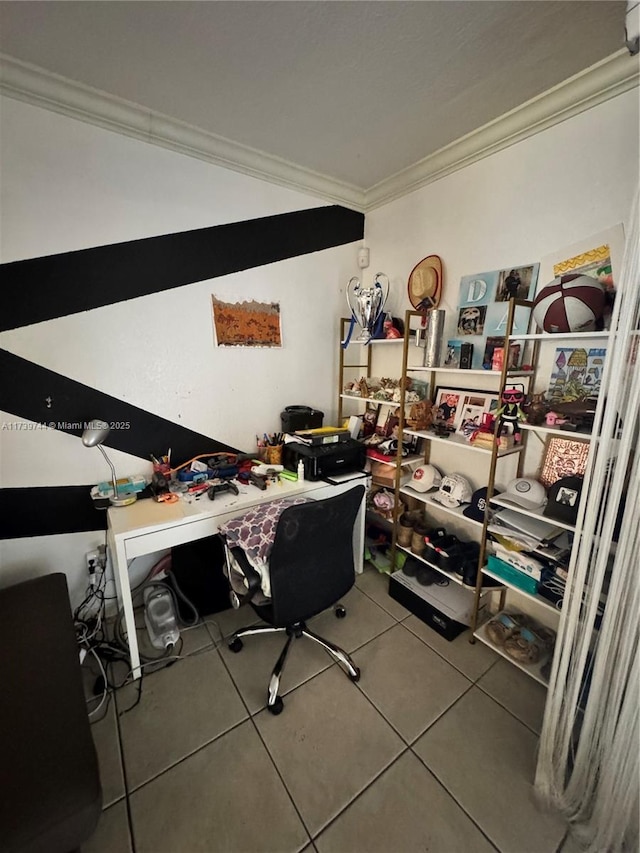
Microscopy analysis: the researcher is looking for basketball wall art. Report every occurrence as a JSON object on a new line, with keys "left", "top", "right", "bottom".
{"left": 453, "top": 264, "right": 540, "bottom": 369}
{"left": 212, "top": 297, "right": 282, "bottom": 347}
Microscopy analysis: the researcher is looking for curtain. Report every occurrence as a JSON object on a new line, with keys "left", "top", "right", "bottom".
{"left": 534, "top": 189, "right": 640, "bottom": 852}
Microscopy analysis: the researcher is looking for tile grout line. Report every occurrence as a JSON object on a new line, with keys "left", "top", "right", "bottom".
{"left": 216, "top": 643, "right": 315, "bottom": 851}
{"left": 409, "top": 749, "right": 502, "bottom": 853}
{"left": 307, "top": 745, "right": 413, "bottom": 844}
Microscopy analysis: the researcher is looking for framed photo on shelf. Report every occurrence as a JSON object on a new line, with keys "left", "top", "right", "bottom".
{"left": 539, "top": 436, "right": 590, "bottom": 487}
{"left": 454, "top": 391, "right": 501, "bottom": 438}
{"left": 433, "top": 386, "right": 500, "bottom": 434}
{"left": 433, "top": 387, "right": 463, "bottom": 429}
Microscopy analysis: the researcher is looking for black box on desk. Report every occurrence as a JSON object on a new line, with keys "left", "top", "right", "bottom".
{"left": 282, "top": 439, "right": 366, "bottom": 481}
{"left": 280, "top": 406, "right": 324, "bottom": 433}
{"left": 388, "top": 570, "right": 489, "bottom": 641}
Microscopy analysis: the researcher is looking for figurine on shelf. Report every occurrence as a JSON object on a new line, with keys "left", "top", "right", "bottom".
{"left": 495, "top": 384, "right": 526, "bottom": 443}
{"left": 523, "top": 392, "right": 550, "bottom": 426}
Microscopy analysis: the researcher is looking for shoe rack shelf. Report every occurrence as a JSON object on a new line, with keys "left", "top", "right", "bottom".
{"left": 474, "top": 615, "right": 550, "bottom": 687}
{"left": 396, "top": 545, "right": 483, "bottom": 590}
{"left": 468, "top": 306, "right": 614, "bottom": 687}
{"left": 399, "top": 488, "right": 483, "bottom": 527}
{"left": 481, "top": 566, "right": 560, "bottom": 615}
{"left": 387, "top": 307, "right": 534, "bottom": 596}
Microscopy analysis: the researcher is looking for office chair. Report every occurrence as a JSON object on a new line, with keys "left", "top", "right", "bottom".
{"left": 224, "top": 485, "right": 365, "bottom": 715}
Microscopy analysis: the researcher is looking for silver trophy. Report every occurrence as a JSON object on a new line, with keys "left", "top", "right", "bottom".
{"left": 345, "top": 273, "right": 390, "bottom": 344}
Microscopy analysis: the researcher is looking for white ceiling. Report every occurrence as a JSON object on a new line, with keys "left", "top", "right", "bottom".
{"left": 0, "top": 1, "right": 634, "bottom": 208}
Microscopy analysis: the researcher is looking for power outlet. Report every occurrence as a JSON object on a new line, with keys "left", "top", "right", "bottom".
{"left": 86, "top": 550, "right": 99, "bottom": 583}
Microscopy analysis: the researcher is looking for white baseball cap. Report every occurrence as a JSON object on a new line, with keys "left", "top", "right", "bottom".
{"left": 407, "top": 464, "right": 442, "bottom": 493}
{"left": 432, "top": 474, "right": 473, "bottom": 508}
{"left": 499, "top": 477, "right": 547, "bottom": 512}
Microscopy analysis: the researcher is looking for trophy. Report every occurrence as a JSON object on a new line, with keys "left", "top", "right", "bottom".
{"left": 343, "top": 273, "right": 390, "bottom": 346}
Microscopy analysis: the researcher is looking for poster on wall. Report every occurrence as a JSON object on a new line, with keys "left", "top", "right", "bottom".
{"left": 212, "top": 296, "right": 282, "bottom": 347}
{"left": 454, "top": 263, "right": 539, "bottom": 368}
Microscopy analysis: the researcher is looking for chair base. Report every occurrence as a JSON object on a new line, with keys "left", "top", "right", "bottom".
{"left": 229, "top": 608, "right": 360, "bottom": 715}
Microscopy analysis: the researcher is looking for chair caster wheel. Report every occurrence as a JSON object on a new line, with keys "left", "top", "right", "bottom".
{"left": 229, "top": 637, "right": 243, "bottom": 653}
{"left": 268, "top": 696, "right": 284, "bottom": 715}
{"left": 349, "top": 667, "right": 361, "bottom": 683}
{"left": 335, "top": 605, "right": 347, "bottom": 618}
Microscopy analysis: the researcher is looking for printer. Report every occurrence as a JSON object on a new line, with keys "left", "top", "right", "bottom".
{"left": 282, "top": 439, "right": 366, "bottom": 481}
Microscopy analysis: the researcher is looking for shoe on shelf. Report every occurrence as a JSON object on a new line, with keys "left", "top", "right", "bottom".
{"left": 504, "top": 626, "right": 547, "bottom": 665}
{"left": 485, "top": 611, "right": 528, "bottom": 646}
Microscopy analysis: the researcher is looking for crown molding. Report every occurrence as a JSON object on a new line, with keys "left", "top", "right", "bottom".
{"left": 0, "top": 53, "right": 366, "bottom": 212}
{"left": 1, "top": 50, "right": 637, "bottom": 215}
{"left": 364, "top": 50, "right": 639, "bottom": 212}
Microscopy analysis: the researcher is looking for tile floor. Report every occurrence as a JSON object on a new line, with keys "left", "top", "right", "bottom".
{"left": 84, "top": 565, "right": 572, "bottom": 853}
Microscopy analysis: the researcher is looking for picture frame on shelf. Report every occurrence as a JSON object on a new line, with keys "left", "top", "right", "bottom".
{"left": 433, "top": 386, "right": 500, "bottom": 434}
{"left": 444, "top": 340, "right": 462, "bottom": 368}
{"left": 539, "top": 436, "right": 590, "bottom": 487}
{"left": 454, "top": 391, "right": 501, "bottom": 439}
{"left": 362, "top": 405, "right": 380, "bottom": 437}
{"left": 433, "top": 387, "right": 463, "bottom": 429}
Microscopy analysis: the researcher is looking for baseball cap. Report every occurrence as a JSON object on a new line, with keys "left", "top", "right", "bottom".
{"left": 462, "top": 486, "right": 500, "bottom": 522}
{"left": 544, "top": 476, "right": 583, "bottom": 525}
{"left": 407, "top": 464, "right": 442, "bottom": 493}
{"left": 498, "top": 477, "right": 547, "bottom": 512}
{"left": 432, "top": 474, "right": 473, "bottom": 508}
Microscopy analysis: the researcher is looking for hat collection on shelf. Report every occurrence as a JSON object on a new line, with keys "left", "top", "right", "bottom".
{"left": 405, "top": 467, "right": 583, "bottom": 528}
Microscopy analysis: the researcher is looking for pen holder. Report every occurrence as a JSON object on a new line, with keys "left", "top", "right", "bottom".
{"left": 264, "top": 444, "right": 283, "bottom": 465}
{"left": 256, "top": 446, "right": 269, "bottom": 462}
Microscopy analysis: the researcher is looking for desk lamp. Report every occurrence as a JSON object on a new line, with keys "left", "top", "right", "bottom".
{"left": 82, "top": 419, "right": 137, "bottom": 507}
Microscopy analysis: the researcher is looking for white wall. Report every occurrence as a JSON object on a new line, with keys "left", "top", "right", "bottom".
{"left": 1, "top": 88, "right": 637, "bottom": 605}
{"left": 364, "top": 87, "right": 638, "bottom": 618}
{"left": 0, "top": 97, "right": 361, "bottom": 602}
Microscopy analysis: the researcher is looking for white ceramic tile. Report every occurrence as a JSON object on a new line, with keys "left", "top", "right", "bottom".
{"left": 254, "top": 665, "right": 405, "bottom": 837}
{"left": 315, "top": 750, "right": 495, "bottom": 853}
{"left": 353, "top": 623, "right": 471, "bottom": 742}
{"left": 404, "top": 615, "right": 499, "bottom": 681}
{"left": 117, "top": 649, "right": 248, "bottom": 790}
{"left": 478, "top": 657, "right": 548, "bottom": 733}
{"left": 90, "top": 700, "right": 125, "bottom": 807}
{"left": 355, "top": 566, "right": 412, "bottom": 620}
{"left": 130, "top": 720, "right": 309, "bottom": 853}
{"left": 307, "top": 586, "right": 396, "bottom": 653}
{"left": 413, "top": 686, "right": 567, "bottom": 852}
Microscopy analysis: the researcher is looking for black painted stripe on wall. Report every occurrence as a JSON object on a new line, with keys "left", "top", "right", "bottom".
{"left": 0, "top": 348, "right": 239, "bottom": 463}
{"left": 0, "top": 486, "right": 107, "bottom": 539}
{"left": 0, "top": 349, "right": 241, "bottom": 538}
{"left": 1, "top": 205, "right": 364, "bottom": 331}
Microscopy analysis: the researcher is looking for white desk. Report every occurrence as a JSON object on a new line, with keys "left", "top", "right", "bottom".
{"left": 107, "top": 474, "right": 369, "bottom": 678}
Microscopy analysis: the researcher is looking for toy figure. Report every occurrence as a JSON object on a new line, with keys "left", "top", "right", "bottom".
{"left": 495, "top": 384, "right": 526, "bottom": 443}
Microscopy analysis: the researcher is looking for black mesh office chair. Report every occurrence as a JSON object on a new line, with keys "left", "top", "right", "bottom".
{"left": 224, "top": 485, "right": 365, "bottom": 715}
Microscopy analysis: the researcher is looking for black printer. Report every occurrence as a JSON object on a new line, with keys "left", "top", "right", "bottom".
{"left": 282, "top": 439, "right": 366, "bottom": 481}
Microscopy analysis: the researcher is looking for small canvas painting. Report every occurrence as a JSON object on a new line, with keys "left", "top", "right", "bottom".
{"left": 547, "top": 347, "right": 607, "bottom": 403}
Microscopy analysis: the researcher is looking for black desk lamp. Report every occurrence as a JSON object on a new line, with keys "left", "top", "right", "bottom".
{"left": 82, "top": 419, "right": 137, "bottom": 507}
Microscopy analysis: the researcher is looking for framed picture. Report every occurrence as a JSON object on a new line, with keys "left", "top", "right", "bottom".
{"left": 539, "top": 437, "right": 590, "bottom": 487}
{"left": 454, "top": 391, "right": 501, "bottom": 438}
{"left": 433, "top": 387, "right": 463, "bottom": 429}
{"left": 433, "top": 386, "right": 499, "bottom": 434}
{"left": 362, "top": 405, "right": 380, "bottom": 437}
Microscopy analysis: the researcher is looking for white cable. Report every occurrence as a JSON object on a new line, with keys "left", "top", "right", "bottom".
{"left": 86, "top": 646, "right": 109, "bottom": 719}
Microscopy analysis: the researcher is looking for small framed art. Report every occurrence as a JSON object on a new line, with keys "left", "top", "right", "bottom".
{"left": 539, "top": 436, "right": 590, "bottom": 487}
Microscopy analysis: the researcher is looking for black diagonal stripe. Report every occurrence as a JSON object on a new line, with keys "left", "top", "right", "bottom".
{"left": 0, "top": 349, "right": 239, "bottom": 463}
{"left": 1, "top": 205, "right": 364, "bottom": 331}
{"left": 0, "top": 486, "right": 108, "bottom": 538}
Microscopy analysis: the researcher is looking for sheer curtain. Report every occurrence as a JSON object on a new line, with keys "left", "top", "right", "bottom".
{"left": 535, "top": 189, "right": 640, "bottom": 852}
